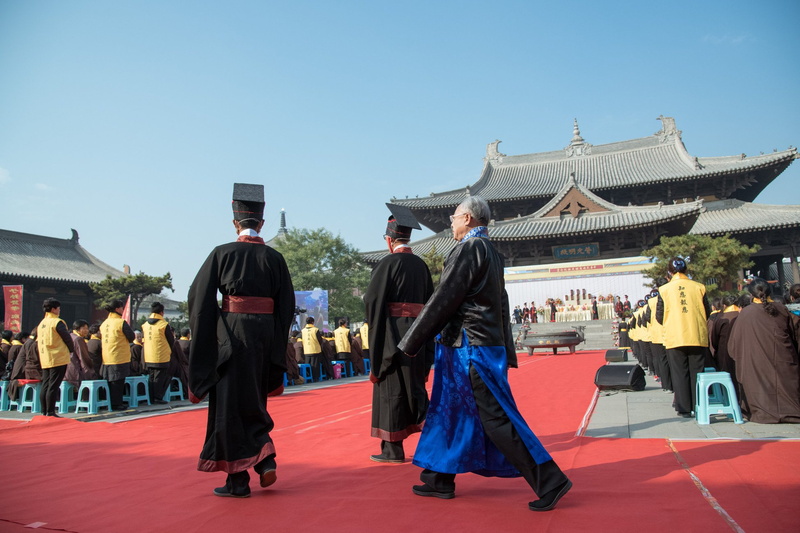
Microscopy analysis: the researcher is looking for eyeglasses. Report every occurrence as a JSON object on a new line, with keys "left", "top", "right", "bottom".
{"left": 449, "top": 213, "right": 468, "bottom": 223}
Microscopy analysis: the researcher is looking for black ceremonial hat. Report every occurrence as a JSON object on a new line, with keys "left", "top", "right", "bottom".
{"left": 385, "top": 203, "right": 420, "bottom": 239}
{"left": 232, "top": 183, "right": 265, "bottom": 221}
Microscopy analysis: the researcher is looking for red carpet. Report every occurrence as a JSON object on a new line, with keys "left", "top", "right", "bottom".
{"left": 0, "top": 350, "right": 797, "bottom": 532}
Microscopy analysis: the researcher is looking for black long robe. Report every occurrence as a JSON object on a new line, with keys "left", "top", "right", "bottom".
{"left": 364, "top": 251, "right": 434, "bottom": 442}
{"left": 729, "top": 301, "right": 800, "bottom": 424}
{"left": 188, "top": 238, "right": 294, "bottom": 473}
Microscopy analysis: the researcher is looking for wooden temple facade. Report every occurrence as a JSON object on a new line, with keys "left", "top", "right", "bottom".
{"left": 364, "top": 116, "right": 799, "bottom": 289}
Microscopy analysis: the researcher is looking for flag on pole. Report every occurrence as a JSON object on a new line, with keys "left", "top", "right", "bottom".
{"left": 122, "top": 295, "right": 132, "bottom": 325}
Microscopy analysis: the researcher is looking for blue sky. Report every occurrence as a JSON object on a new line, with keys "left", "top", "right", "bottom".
{"left": 1, "top": 0, "right": 798, "bottom": 298}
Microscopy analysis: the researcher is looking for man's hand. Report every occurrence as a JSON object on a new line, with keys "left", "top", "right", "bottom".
{"left": 369, "top": 373, "right": 380, "bottom": 384}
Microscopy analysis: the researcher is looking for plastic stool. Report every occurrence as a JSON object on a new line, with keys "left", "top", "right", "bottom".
{"left": 124, "top": 375, "right": 151, "bottom": 407}
{"left": 695, "top": 371, "right": 744, "bottom": 425}
{"left": 298, "top": 363, "right": 313, "bottom": 383}
{"left": 283, "top": 373, "right": 289, "bottom": 387}
{"left": 702, "top": 367, "right": 724, "bottom": 403}
{"left": 75, "top": 380, "right": 112, "bottom": 415}
{"left": 163, "top": 377, "right": 184, "bottom": 402}
{"left": 362, "top": 358, "right": 371, "bottom": 374}
{"left": 56, "top": 381, "right": 77, "bottom": 414}
{"left": 0, "top": 380, "right": 10, "bottom": 411}
{"left": 18, "top": 380, "right": 42, "bottom": 413}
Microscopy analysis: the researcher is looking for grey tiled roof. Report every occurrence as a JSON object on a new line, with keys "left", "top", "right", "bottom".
{"left": 391, "top": 118, "right": 797, "bottom": 210}
{"left": 0, "top": 229, "right": 126, "bottom": 284}
{"left": 690, "top": 199, "right": 800, "bottom": 236}
{"left": 363, "top": 178, "right": 704, "bottom": 263}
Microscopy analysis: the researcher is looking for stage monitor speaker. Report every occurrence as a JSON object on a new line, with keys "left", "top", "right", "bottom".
{"left": 594, "top": 364, "right": 646, "bottom": 391}
{"left": 605, "top": 349, "right": 628, "bottom": 362}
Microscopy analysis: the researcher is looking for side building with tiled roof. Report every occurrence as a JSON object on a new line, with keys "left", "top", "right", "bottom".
{"left": 369, "top": 116, "right": 799, "bottom": 290}
{"left": 0, "top": 228, "right": 126, "bottom": 333}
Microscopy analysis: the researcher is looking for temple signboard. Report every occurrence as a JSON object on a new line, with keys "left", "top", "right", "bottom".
{"left": 552, "top": 243, "right": 599, "bottom": 260}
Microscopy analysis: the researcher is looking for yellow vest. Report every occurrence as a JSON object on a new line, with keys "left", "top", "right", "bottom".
{"left": 142, "top": 313, "right": 172, "bottom": 364}
{"left": 301, "top": 325, "right": 321, "bottom": 354}
{"left": 360, "top": 323, "right": 369, "bottom": 350}
{"left": 334, "top": 326, "right": 351, "bottom": 353}
{"left": 660, "top": 273, "right": 708, "bottom": 349}
{"left": 37, "top": 312, "right": 70, "bottom": 369}
{"left": 635, "top": 307, "right": 651, "bottom": 342}
{"left": 647, "top": 296, "right": 665, "bottom": 345}
{"left": 627, "top": 317, "right": 639, "bottom": 342}
{"left": 101, "top": 312, "right": 131, "bottom": 365}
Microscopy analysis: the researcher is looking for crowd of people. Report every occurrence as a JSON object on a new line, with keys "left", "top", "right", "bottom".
{"left": 284, "top": 317, "right": 369, "bottom": 385}
{"left": 1, "top": 299, "right": 190, "bottom": 414}
{"left": 624, "top": 261, "right": 800, "bottom": 424}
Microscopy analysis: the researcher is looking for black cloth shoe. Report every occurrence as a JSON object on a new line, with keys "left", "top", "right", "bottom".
{"left": 529, "top": 479, "right": 572, "bottom": 512}
{"left": 152, "top": 399, "right": 169, "bottom": 405}
{"left": 370, "top": 454, "right": 404, "bottom": 464}
{"left": 259, "top": 469, "right": 277, "bottom": 488}
{"left": 213, "top": 485, "right": 251, "bottom": 498}
{"left": 412, "top": 484, "right": 455, "bottom": 500}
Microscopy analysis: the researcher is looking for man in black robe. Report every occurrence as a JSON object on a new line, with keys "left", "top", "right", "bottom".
{"left": 364, "top": 204, "right": 434, "bottom": 463}
{"left": 188, "top": 183, "right": 295, "bottom": 498}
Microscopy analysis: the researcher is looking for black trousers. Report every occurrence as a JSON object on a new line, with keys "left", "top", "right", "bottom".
{"left": 651, "top": 343, "right": 671, "bottom": 391}
{"left": 421, "top": 365, "right": 569, "bottom": 498}
{"left": 148, "top": 365, "right": 171, "bottom": 401}
{"left": 40, "top": 364, "right": 67, "bottom": 415}
{"left": 108, "top": 379, "right": 126, "bottom": 408}
{"left": 306, "top": 353, "right": 322, "bottom": 381}
{"left": 667, "top": 346, "right": 706, "bottom": 414}
{"left": 380, "top": 440, "right": 405, "bottom": 460}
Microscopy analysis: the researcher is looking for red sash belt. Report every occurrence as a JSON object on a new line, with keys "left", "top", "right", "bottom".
{"left": 222, "top": 295, "right": 274, "bottom": 314}
{"left": 388, "top": 302, "right": 424, "bottom": 318}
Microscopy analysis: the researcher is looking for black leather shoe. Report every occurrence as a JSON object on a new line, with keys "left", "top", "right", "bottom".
{"left": 370, "top": 454, "right": 404, "bottom": 464}
{"left": 259, "top": 469, "right": 277, "bottom": 488}
{"left": 529, "top": 479, "right": 572, "bottom": 511}
{"left": 412, "top": 484, "right": 455, "bottom": 499}
{"left": 213, "top": 485, "right": 251, "bottom": 498}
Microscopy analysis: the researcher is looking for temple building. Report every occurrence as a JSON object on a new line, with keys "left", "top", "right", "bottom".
{"left": 0, "top": 228, "right": 125, "bottom": 332}
{"left": 364, "top": 116, "right": 799, "bottom": 300}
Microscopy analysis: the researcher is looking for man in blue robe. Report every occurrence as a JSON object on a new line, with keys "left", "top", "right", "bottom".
{"left": 398, "top": 196, "right": 572, "bottom": 512}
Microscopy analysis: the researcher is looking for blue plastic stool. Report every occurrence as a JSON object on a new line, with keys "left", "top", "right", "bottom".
{"left": 702, "top": 367, "right": 725, "bottom": 403}
{"left": 163, "top": 377, "right": 184, "bottom": 402}
{"left": 0, "top": 380, "right": 10, "bottom": 411}
{"left": 56, "top": 381, "right": 77, "bottom": 414}
{"left": 124, "top": 375, "right": 151, "bottom": 407}
{"left": 298, "top": 364, "right": 313, "bottom": 383}
{"left": 18, "top": 381, "right": 42, "bottom": 413}
{"left": 362, "top": 358, "right": 371, "bottom": 374}
{"left": 283, "top": 373, "right": 289, "bottom": 387}
{"left": 695, "top": 371, "right": 744, "bottom": 425}
{"left": 75, "top": 380, "right": 112, "bottom": 415}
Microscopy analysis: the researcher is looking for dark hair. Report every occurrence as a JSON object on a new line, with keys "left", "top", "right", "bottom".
{"left": 306, "top": 317, "right": 315, "bottom": 324}
{"left": 712, "top": 297, "right": 722, "bottom": 311}
{"left": 13, "top": 331, "right": 28, "bottom": 342}
{"left": 667, "top": 257, "right": 687, "bottom": 274}
{"left": 72, "top": 319, "right": 89, "bottom": 330}
{"left": 721, "top": 294, "right": 738, "bottom": 308}
{"left": 104, "top": 299, "right": 125, "bottom": 313}
{"left": 338, "top": 318, "right": 347, "bottom": 327}
{"left": 649, "top": 290, "right": 659, "bottom": 299}
{"left": 737, "top": 293, "right": 752, "bottom": 308}
{"left": 1, "top": 330, "right": 12, "bottom": 341}
{"left": 238, "top": 218, "right": 261, "bottom": 230}
{"left": 89, "top": 324, "right": 101, "bottom": 335}
{"left": 151, "top": 301, "right": 165, "bottom": 314}
{"left": 181, "top": 328, "right": 191, "bottom": 337}
{"left": 790, "top": 284, "right": 800, "bottom": 303}
{"left": 747, "top": 278, "right": 777, "bottom": 316}
{"left": 43, "top": 298, "right": 61, "bottom": 312}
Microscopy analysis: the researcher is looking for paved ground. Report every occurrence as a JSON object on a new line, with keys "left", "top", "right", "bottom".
{"left": 4, "top": 319, "right": 799, "bottom": 438}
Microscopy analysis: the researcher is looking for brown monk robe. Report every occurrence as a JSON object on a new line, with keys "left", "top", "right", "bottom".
{"left": 350, "top": 333, "right": 365, "bottom": 375}
{"left": 729, "top": 280, "right": 800, "bottom": 424}
{"left": 285, "top": 340, "right": 304, "bottom": 384}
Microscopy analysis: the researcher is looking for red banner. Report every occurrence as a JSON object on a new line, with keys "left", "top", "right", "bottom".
{"left": 122, "top": 295, "right": 132, "bottom": 325}
{"left": 3, "top": 285, "right": 24, "bottom": 332}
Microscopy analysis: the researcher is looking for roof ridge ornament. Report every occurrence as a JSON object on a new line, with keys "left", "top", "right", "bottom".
{"left": 655, "top": 115, "right": 682, "bottom": 144}
{"left": 565, "top": 118, "right": 592, "bottom": 157}
{"left": 485, "top": 140, "right": 506, "bottom": 162}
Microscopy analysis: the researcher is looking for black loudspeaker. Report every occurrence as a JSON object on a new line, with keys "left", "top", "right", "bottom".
{"left": 594, "top": 364, "right": 646, "bottom": 391}
{"left": 605, "top": 349, "right": 628, "bottom": 362}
